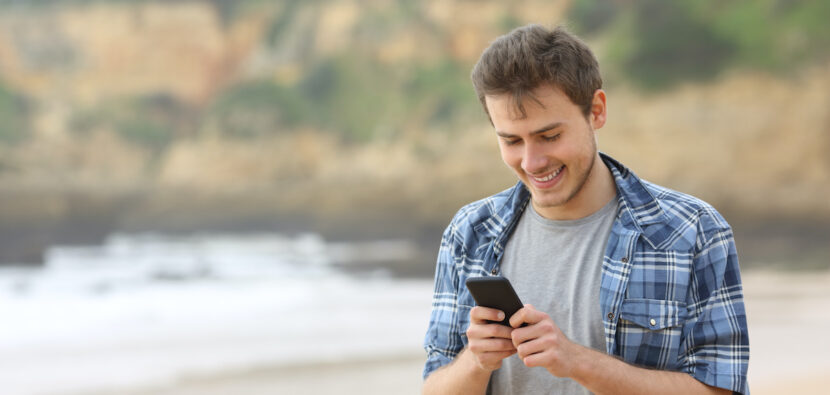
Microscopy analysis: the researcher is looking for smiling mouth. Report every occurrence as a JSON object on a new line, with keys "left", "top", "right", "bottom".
{"left": 531, "top": 165, "right": 564, "bottom": 182}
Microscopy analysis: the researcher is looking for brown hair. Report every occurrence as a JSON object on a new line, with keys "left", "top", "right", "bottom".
{"left": 471, "top": 24, "right": 602, "bottom": 120}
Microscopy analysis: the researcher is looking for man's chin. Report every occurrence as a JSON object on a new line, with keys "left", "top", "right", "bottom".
{"left": 531, "top": 194, "right": 566, "bottom": 210}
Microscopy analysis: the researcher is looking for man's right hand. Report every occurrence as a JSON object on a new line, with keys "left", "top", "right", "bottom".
{"left": 465, "top": 306, "right": 518, "bottom": 372}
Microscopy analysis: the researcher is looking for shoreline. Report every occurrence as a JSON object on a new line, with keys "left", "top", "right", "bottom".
{"left": 1, "top": 185, "right": 829, "bottom": 274}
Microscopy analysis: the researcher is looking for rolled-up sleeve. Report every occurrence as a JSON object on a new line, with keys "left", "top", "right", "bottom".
{"left": 680, "top": 212, "right": 750, "bottom": 394}
{"left": 423, "top": 221, "right": 465, "bottom": 379}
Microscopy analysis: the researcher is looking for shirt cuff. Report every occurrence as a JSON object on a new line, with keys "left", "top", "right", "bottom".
{"left": 688, "top": 364, "right": 749, "bottom": 395}
{"left": 423, "top": 351, "right": 453, "bottom": 380}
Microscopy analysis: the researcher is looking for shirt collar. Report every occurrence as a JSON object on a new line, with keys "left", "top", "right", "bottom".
{"left": 490, "top": 153, "right": 671, "bottom": 249}
{"left": 601, "top": 153, "right": 672, "bottom": 248}
{"left": 601, "top": 153, "right": 668, "bottom": 225}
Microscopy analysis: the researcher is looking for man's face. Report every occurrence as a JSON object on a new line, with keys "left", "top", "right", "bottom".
{"left": 485, "top": 85, "right": 607, "bottom": 220}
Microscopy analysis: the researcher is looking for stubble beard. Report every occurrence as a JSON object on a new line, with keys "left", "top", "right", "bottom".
{"left": 532, "top": 127, "right": 598, "bottom": 210}
{"left": 532, "top": 153, "right": 596, "bottom": 209}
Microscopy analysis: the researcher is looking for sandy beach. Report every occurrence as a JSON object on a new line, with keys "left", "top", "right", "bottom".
{"left": 85, "top": 269, "right": 830, "bottom": 395}
{"left": 104, "top": 355, "right": 426, "bottom": 395}
{"left": 741, "top": 270, "right": 830, "bottom": 394}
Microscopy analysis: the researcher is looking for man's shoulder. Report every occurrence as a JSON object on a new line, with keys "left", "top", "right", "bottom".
{"left": 605, "top": 153, "right": 729, "bottom": 233}
{"left": 643, "top": 181, "right": 728, "bottom": 225}
{"left": 635, "top": 180, "right": 733, "bottom": 248}
{"left": 450, "top": 184, "right": 521, "bottom": 227}
{"left": 443, "top": 183, "right": 526, "bottom": 244}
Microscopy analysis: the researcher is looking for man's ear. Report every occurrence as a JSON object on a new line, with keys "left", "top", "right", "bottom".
{"left": 589, "top": 89, "right": 607, "bottom": 130}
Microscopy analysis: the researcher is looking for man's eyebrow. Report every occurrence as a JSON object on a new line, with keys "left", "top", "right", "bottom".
{"left": 495, "top": 122, "right": 563, "bottom": 138}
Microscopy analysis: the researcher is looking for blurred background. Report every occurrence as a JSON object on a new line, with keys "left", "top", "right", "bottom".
{"left": 0, "top": 0, "right": 828, "bottom": 394}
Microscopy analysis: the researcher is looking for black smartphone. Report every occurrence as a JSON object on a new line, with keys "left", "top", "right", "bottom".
{"left": 465, "top": 276, "right": 525, "bottom": 327}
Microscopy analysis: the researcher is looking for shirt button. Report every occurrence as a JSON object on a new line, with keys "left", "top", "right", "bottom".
{"left": 650, "top": 318, "right": 657, "bottom": 326}
{"left": 607, "top": 312, "right": 614, "bottom": 320}
{"left": 621, "top": 257, "right": 629, "bottom": 263}
{"left": 490, "top": 268, "right": 498, "bottom": 275}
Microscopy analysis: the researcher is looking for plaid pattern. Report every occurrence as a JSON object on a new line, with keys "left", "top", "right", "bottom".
{"left": 423, "top": 153, "right": 749, "bottom": 394}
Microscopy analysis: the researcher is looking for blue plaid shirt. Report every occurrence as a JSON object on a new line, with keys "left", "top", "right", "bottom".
{"left": 423, "top": 154, "right": 749, "bottom": 394}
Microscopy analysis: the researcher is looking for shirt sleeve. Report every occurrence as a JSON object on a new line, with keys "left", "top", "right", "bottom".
{"left": 422, "top": 221, "right": 466, "bottom": 379}
{"left": 679, "top": 211, "right": 750, "bottom": 394}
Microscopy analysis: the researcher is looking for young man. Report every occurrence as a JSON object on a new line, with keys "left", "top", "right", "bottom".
{"left": 422, "top": 25, "right": 749, "bottom": 394}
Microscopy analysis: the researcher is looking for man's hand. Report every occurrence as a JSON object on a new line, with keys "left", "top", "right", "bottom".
{"left": 422, "top": 307, "right": 516, "bottom": 395}
{"left": 465, "top": 306, "right": 518, "bottom": 372}
{"left": 508, "top": 304, "right": 580, "bottom": 377}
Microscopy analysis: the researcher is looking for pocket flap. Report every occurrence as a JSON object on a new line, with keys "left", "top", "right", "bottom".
{"left": 619, "top": 298, "right": 687, "bottom": 330}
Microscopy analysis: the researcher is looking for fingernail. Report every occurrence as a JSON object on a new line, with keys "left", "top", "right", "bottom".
{"left": 498, "top": 312, "right": 505, "bottom": 320}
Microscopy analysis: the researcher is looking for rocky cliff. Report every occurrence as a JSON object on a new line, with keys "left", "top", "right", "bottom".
{"left": 0, "top": 1, "right": 827, "bottom": 266}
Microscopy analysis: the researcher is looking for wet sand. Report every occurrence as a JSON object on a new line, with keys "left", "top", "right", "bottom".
{"left": 84, "top": 269, "right": 830, "bottom": 395}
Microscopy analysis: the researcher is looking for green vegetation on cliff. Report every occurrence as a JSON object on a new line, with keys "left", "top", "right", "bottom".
{"left": 569, "top": 0, "right": 830, "bottom": 89}
{"left": 208, "top": 55, "right": 477, "bottom": 142}
{"left": 0, "top": 82, "right": 30, "bottom": 144}
{"left": 71, "top": 94, "right": 186, "bottom": 150}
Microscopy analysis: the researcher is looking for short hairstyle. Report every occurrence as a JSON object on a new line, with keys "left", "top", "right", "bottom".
{"left": 471, "top": 24, "right": 602, "bottom": 120}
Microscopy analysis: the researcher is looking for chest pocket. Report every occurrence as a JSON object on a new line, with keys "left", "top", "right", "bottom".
{"left": 625, "top": 251, "right": 693, "bottom": 300}
{"left": 616, "top": 298, "right": 687, "bottom": 370}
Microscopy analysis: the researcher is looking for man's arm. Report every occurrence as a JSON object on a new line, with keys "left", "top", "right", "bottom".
{"left": 509, "top": 306, "right": 731, "bottom": 395}
{"left": 422, "top": 349, "right": 491, "bottom": 395}
{"left": 569, "top": 344, "right": 730, "bottom": 395}
{"left": 423, "top": 307, "right": 517, "bottom": 395}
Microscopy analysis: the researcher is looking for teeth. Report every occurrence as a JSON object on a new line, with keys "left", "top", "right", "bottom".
{"left": 533, "top": 166, "right": 562, "bottom": 182}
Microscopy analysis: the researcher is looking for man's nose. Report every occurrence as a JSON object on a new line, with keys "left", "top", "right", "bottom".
{"left": 521, "top": 142, "right": 549, "bottom": 174}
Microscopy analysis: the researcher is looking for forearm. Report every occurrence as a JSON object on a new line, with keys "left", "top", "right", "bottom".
{"left": 570, "top": 346, "right": 729, "bottom": 395}
{"left": 422, "top": 349, "right": 492, "bottom": 395}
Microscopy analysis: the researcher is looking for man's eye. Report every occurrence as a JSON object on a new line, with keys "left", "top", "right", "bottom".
{"left": 543, "top": 134, "right": 560, "bottom": 142}
{"left": 503, "top": 139, "right": 520, "bottom": 146}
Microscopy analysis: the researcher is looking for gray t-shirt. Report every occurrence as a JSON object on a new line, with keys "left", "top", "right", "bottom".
{"left": 488, "top": 196, "right": 619, "bottom": 395}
